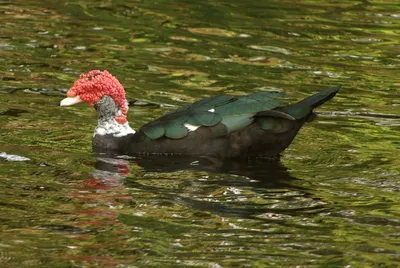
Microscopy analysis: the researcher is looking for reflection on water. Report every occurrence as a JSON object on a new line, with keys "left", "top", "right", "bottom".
{"left": 0, "top": 0, "right": 399, "bottom": 266}
{"left": 71, "top": 156, "right": 333, "bottom": 266}
{"left": 97, "top": 156, "right": 306, "bottom": 218}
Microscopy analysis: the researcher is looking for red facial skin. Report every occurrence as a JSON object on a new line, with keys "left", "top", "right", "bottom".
{"left": 67, "top": 70, "right": 127, "bottom": 124}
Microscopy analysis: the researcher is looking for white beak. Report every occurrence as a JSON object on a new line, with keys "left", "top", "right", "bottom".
{"left": 60, "top": 95, "right": 83, "bottom": 106}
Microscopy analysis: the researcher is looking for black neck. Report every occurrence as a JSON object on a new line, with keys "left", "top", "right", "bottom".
{"left": 94, "top": 95, "right": 120, "bottom": 121}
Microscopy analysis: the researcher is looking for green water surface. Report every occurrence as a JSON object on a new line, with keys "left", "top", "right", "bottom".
{"left": 0, "top": 0, "right": 399, "bottom": 267}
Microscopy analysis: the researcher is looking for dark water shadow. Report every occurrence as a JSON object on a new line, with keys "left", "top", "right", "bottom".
{"left": 92, "top": 155, "right": 325, "bottom": 221}
{"left": 95, "top": 155, "right": 300, "bottom": 188}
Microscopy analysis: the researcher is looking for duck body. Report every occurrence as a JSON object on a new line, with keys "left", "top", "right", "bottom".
{"left": 61, "top": 70, "right": 340, "bottom": 158}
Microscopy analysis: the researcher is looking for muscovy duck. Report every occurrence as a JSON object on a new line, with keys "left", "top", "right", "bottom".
{"left": 60, "top": 70, "right": 340, "bottom": 158}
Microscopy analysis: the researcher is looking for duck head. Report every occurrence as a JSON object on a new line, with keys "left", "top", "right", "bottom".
{"left": 60, "top": 70, "right": 129, "bottom": 124}
{"left": 60, "top": 70, "right": 135, "bottom": 144}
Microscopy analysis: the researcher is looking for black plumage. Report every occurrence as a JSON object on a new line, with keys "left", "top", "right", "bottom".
{"left": 92, "top": 86, "right": 341, "bottom": 158}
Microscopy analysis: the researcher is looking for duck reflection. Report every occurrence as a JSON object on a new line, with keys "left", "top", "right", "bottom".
{"left": 94, "top": 155, "right": 299, "bottom": 188}
{"left": 88, "top": 155, "right": 314, "bottom": 220}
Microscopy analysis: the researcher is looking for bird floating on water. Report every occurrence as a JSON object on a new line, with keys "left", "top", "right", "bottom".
{"left": 60, "top": 70, "right": 340, "bottom": 158}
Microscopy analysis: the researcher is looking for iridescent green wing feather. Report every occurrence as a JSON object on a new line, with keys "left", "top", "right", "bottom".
{"left": 215, "top": 92, "right": 284, "bottom": 133}
{"left": 140, "top": 92, "right": 285, "bottom": 139}
{"left": 140, "top": 95, "right": 233, "bottom": 139}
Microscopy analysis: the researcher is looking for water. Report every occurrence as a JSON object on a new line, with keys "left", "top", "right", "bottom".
{"left": 1, "top": 0, "right": 399, "bottom": 267}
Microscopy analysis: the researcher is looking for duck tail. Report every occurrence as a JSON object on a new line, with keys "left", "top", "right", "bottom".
{"left": 280, "top": 86, "right": 341, "bottom": 119}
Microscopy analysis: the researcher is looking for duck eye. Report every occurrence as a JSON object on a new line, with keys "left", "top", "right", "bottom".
{"left": 88, "top": 73, "right": 101, "bottom": 81}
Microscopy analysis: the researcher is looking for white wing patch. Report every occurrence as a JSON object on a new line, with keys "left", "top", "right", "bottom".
{"left": 184, "top": 109, "right": 214, "bottom": 132}
{"left": 184, "top": 123, "right": 200, "bottom": 132}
